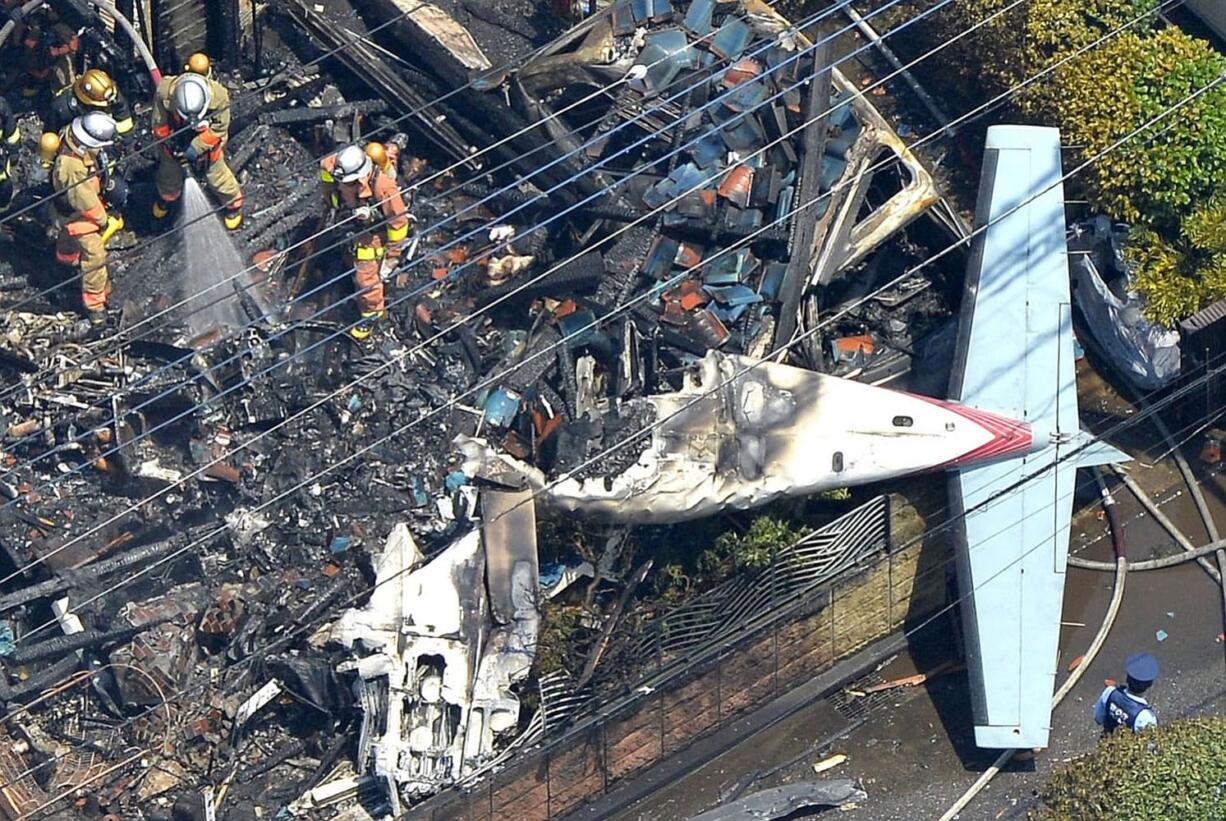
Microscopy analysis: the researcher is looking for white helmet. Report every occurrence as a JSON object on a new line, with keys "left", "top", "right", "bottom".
{"left": 173, "top": 74, "right": 212, "bottom": 124}
{"left": 70, "top": 111, "right": 117, "bottom": 150}
{"left": 334, "top": 145, "right": 372, "bottom": 183}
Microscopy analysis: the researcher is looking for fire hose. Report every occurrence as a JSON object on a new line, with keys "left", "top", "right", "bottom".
{"left": 937, "top": 468, "right": 1128, "bottom": 821}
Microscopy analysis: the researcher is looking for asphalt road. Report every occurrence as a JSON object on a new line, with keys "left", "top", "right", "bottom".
{"left": 610, "top": 462, "right": 1226, "bottom": 821}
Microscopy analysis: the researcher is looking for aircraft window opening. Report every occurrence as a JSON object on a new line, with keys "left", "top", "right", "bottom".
{"left": 832, "top": 451, "right": 844, "bottom": 472}
{"left": 892, "top": 415, "right": 913, "bottom": 428}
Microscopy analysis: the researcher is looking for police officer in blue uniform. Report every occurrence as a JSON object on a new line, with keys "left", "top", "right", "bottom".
{"left": 1094, "top": 652, "right": 1159, "bottom": 733}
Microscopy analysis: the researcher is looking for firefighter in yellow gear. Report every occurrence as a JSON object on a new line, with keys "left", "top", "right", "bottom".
{"left": 16, "top": 7, "right": 78, "bottom": 98}
{"left": 51, "top": 112, "right": 124, "bottom": 324}
{"left": 151, "top": 67, "right": 244, "bottom": 230}
{"left": 0, "top": 97, "right": 19, "bottom": 213}
{"left": 320, "top": 144, "right": 410, "bottom": 340}
{"left": 46, "top": 68, "right": 136, "bottom": 136}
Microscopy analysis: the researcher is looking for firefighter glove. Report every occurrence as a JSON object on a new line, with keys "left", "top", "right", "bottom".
{"left": 352, "top": 204, "right": 375, "bottom": 224}
{"left": 100, "top": 215, "right": 123, "bottom": 244}
{"left": 184, "top": 143, "right": 202, "bottom": 165}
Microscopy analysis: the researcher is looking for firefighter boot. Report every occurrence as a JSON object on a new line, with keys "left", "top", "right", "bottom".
{"left": 223, "top": 202, "right": 242, "bottom": 231}
{"left": 350, "top": 310, "right": 386, "bottom": 341}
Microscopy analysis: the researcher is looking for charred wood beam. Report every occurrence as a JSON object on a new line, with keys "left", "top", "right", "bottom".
{"left": 0, "top": 654, "right": 80, "bottom": 703}
{"left": 257, "top": 99, "right": 389, "bottom": 127}
{"left": 238, "top": 739, "right": 310, "bottom": 784}
{"left": 228, "top": 123, "right": 271, "bottom": 176}
{"left": 5, "top": 619, "right": 171, "bottom": 665}
{"left": 280, "top": 0, "right": 476, "bottom": 166}
{"left": 775, "top": 46, "right": 831, "bottom": 350}
{"left": 577, "top": 559, "right": 652, "bottom": 687}
{"left": 0, "top": 528, "right": 214, "bottom": 614}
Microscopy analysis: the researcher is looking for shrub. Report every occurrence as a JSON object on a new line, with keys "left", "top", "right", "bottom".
{"left": 923, "top": 0, "right": 1226, "bottom": 324}
{"left": 1035, "top": 716, "right": 1226, "bottom": 819}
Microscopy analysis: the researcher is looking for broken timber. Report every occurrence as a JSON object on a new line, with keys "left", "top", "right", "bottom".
{"left": 281, "top": 0, "right": 478, "bottom": 167}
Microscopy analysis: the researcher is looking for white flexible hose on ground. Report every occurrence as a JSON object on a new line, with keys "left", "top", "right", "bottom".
{"left": 937, "top": 556, "right": 1128, "bottom": 821}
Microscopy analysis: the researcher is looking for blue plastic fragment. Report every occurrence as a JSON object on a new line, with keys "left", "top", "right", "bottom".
{"left": 0, "top": 624, "right": 13, "bottom": 657}
{"left": 691, "top": 132, "right": 725, "bottom": 169}
{"left": 682, "top": 0, "right": 714, "bottom": 35}
{"left": 820, "top": 154, "right": 847, "bottom": 190}
{"left": 445, "top": 471, "right": 468, "bottom": 492}
{"left": 629, "top": 30, "right": 696, "bottom": 95}
{"left": 759, "top": 262, "right": 786, "bottom": 301}
{"left": 329, "top": 535, "right": 351, "bottom": 554}
{"left": 484, "top": 387, "right": 522, "bottom": 428}
{"left": 347, "top": 395, "right": 362, "bottom": 413}
{"left": 727, "top": 81, "right": 770, "bottom": 113}
{"left": 705, "top": 284, "right": 763, "bottom": 306}
{"left": 1155, "top": 629, "right": 1169, "bottom": 642}
{"left": 643, "top": 177, "right": 679, "bottom": 209}
{"left": 642, "top": 236, "right": 681, "bottom": 279}
{"left": 559, "top": 309, "right": 598, "bottom": 347}
{"left": 296, "top": 578, "right": 312, "bottom": 590}
{"left": 671, "top": 161, "right": 707, "bottom": 188}
{"left": 710, "top": 18, "right": 751, "bottom": 60}
{"left": 721, "top": 115, "right": 765, "bottom": 152}
{"left": 826, "top": 122, "right": 862, "bottom": 157}
{"left": 705, "top": 248, "right": 752, "bottom": 285}
{"left": 708, "top": 302, "right": 751, "bottom": 324}
{"left": 408, "top": 476, "right": 430, "bottom": 507}
{"left": 646, "top": 0, "right": 673, "bottom": 21}
{"left": 612, "top": 0, "right": 636, "bottom": 34}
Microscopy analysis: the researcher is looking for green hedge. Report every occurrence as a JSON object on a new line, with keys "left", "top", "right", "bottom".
{"left": 925, "top": 0, "right": 1226, "bottom": 325}
{"left": 1035, "top": 716, "right": 1226, "bottom": 819}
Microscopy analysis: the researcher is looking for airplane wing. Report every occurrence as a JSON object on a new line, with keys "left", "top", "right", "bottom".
{"left": 948, "top": 125, "right": 1126, "bottom": 749}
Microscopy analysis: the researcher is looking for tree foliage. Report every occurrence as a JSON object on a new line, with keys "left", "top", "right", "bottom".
{"left": 925, "top": 0, "right": 1226, "bottom": 324}
{"left": 1035, "top": 717, "right": 1226, "bottom": 819}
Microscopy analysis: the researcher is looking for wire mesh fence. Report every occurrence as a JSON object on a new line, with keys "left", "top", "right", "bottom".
{"left": 420, "top": 492, "right": 948, "bottom": 820}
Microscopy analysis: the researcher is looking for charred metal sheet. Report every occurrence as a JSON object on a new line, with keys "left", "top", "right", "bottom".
{"left": 691, "top": 780, "right": 867, "bottom": 820}
{"left": 333, "top": 509, "right": 538, "bottom": 810}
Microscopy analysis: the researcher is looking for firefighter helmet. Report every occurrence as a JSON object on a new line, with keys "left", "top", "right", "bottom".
{"left": 172, "top": 74, "right": 211, "bottom": 124}
{"left": 364, "top": 142, "right": 388, "bottom": 170}
{"left": 38, "top": 131, "right": 61, "bottom": 165}
{"left": 186, "top": 52, "right": 211, "bottom": 76}
{"left": 69, "top": 111, "right": 117, "bottom": 150}
{"left": 73, "top": 68, "right": 118, "bottom": 108}
{"left": 334, "top": 145, "right": 372, "bottom": 183}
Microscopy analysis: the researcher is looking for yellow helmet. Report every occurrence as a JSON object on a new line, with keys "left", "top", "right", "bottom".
{"left": 74, "top": 68, "right": 118, "bottom": 108}
{"left": 38, "top": 131, "right": 61, "bottom": 165}
{"left": 185, "top": 52, "right": 211, "bottom": 76}
{"left": 364, "top": 142, "right": 388, "bottom": 169}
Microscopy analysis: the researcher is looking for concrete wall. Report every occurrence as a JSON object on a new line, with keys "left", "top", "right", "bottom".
{"left": 1187, "top": 0, "right": 1226, "bottom": 40}
{"left": 419, "top": 496, "right": 950, "bottom": 820}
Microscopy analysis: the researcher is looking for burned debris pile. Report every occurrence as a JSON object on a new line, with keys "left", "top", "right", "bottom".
{"left": 0, "top": 0, "right": 968, "bottom": 815}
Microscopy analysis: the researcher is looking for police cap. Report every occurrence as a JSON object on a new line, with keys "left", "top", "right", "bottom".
{"left": 1125, "top": 652, "right": 1159, "bottom": 683}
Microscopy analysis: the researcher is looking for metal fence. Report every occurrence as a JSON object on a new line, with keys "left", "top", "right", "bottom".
{"left": 417, "top": 493, "right": 940, "bottom": 820}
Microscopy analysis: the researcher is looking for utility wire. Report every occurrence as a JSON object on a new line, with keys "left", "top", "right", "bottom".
{"left": 10, "top": 17, "right": 1215, "bottom": 655}
{"left": 0, "top": 0, "right": 1176, "bottom": 600}
{"left": 0, "top": 0, "right": 977, "bottom": 563}
{"left": 0, "top": 0, "right": 898, "bottom": 412}
{"left": 0, "top": 0, "right": 876, "bottom": 409}
{"left": 0, "top": 4, "right": 1206, "bottom": 803}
